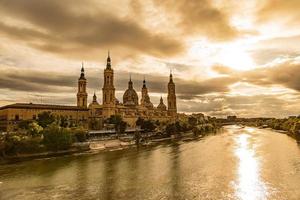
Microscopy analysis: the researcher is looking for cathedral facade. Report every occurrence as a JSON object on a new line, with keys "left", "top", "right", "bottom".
{"left": 87, "top": 53, "right": 177, "bottom": 128}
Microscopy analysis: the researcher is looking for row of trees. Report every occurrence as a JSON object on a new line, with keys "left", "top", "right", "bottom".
{"left": 257, "top": 117, "right": 300, "bottom": 138}
{"left": 1, "top": 112, "right": 87, "bottom": 157}
{"left": 0, "top": 113, "right": 221, "bottom": 156}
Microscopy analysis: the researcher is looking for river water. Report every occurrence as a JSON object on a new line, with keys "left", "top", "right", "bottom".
{"left": 1, "top": 126, "right": 300, "bottom": 200}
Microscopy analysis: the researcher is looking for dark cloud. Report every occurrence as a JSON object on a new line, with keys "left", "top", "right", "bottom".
{"left": 250, "top": 35, "right": 300, "bottom": 65}
{"left": 257, "top": 0, "right": 300, "bottom": 24}
{"left": 154, "top": 0, "right": 239, "bottom": 41}
{"left": 212, "top": 65, "right": 235, "bottom": 75}
{"left": 241, "top": 59, "right": 300, "bottom": 92}
{"left": 0, "top": 66, "right": 239, "bottom": 102}
{"left": 0, "top": 0, "right": 183, "bottom": 59}
{"left": 179, "top": 94, "right": 300, "bottom": 118}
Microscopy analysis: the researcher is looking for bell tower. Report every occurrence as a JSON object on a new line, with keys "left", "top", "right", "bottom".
{"left": 77, "top": 63, "right": 88, "bottom": 108}
{"left": 102, "top": 51, "right": 116, "bottom": 117}
{"left": 167, "top": 71, "right": 177, "bottom": 117}
{"left": 140, "top": 78, "right": 153, "bottom": 109}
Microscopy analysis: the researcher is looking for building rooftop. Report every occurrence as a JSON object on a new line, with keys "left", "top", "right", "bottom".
{"left": 0, "top": 103, "right": 88, "bottom": 111}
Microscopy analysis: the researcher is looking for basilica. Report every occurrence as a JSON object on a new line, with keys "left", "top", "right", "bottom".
{"left": 84, "top": 53, "right": 177, "bottom": 128}
{"left": 0, "top": 53, "right": 177, "bottom": 131}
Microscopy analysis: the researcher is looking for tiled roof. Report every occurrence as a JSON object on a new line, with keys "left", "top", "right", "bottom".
{"left": 0, "top": 103, "right": 88, "bottom": 111}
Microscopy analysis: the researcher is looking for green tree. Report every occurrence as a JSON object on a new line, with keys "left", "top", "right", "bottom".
{"left": 18, "top": 120, "right": 32, "bottom": 130}
{"left": 42, "top": 124, "right": 73, "bottom": 151}
{"left": 107, "top": 115, "right": 127, "bottom": 136}
{"left": 141, "top": 120, "right": 156, "bottom": 132}
{"left": 165, "top": 123, "right": 176, "bottom": 136}
{"left": 188, "top": 116, "right": 197, "bottom": 127}
{"left": 37, "top": 111, "right": 55, "bottom": 128}
{"left": 58, "top": 115, "right": 69, "bottom": 128}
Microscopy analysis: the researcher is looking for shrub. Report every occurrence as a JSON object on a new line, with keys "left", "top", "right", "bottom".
{"left": 37, "top": 111, "right": 55, "bottom": 128}
{"left": 72, "top": 127, "right": 87, "bottom": 142}
{"left": 28, "top": 122, "right": 43, "bottom": 137}
{"left": 2, "top": 133, "right": 42, "bottom": 155}
{"left": 42, "top": 124, "right": 73, "bottom": 151}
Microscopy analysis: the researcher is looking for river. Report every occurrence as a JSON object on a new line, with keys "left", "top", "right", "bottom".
{"left": 1, "top": 125, "right": 300, "bottom": 200}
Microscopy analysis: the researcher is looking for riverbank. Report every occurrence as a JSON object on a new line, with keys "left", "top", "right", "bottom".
{"left": 0, "top": 130, "right": 217, "bottom": 164}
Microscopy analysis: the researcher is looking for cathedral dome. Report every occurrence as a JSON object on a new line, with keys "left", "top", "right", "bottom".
{"left": 123, "top": 78, "right": 139, "bottom": 106}
{"left": 88, "top": 92, "right": 100, "bottom": 108}
{"left": 157, "top": 96, "right": 167, "bottom": 111}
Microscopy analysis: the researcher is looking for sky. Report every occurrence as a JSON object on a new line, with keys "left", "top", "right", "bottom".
{"left": 0, "top": 0, "right": 299, "bottom": 118}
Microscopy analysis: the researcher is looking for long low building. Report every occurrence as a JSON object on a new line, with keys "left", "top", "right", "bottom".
{"left": 0, "top": 103, "right": 89, "bottom": 132}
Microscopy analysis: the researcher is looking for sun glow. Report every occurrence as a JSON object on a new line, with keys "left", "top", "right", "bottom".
{"left": 234, "top": 130, "right": 268, "bottom": 200}
{"left": 216, "top": 45, "right": 256, "bottom": 71}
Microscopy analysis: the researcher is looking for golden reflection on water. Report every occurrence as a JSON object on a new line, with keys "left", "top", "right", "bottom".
{"left": 234, "top": 130, "right": 268, "bottom": 200}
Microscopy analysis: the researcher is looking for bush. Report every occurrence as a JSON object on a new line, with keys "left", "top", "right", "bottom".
{"left": 28, "top": 122, "right": 43, "bottom": 137}
{"left": 2, "top": 133, "right": 42, "bottom": 155}
{"left": 42, "top": 124, "right": 73, "bottom": 151}
{"left": 37, "top": 111, "right": 55, "bottom": 128}
{"left": 72, "top": 127, "right": 87, "bottom": 142}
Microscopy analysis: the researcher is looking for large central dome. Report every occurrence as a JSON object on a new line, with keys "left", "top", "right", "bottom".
{"left": 123, "top": 78, "right": 138, "bottom": 106}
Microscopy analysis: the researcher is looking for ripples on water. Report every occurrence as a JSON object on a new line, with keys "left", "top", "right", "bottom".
{"left": 1, "top": 126, "right": 300, "bottom": 200}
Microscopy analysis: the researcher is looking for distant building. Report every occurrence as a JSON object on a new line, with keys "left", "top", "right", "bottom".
{"left": 227, "top": 116, "right": 237, "bottom": 121}
{"left": 0, "top": 53, "right": 177, "bottom": 132}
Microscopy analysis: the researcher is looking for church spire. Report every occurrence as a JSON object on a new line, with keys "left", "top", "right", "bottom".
{"left": 106, "top": 50, "right": 111, "bottom": 69}
{"left": 143, "top": 75, "right": 146, "bottom": 88}
{"left": 79, "top": 62, "right": 85, "bottom": 80}
{"left": 93, "top": 91, "right": 97, "bottom": 102}
{"left": 77, "top": 62, "right": 88, "bottom": 108}
{"left": 128, "top": 74, "right": 133, "bottom": 89}
{"left": 169, "top": 69, "right": 173, "bottom": 83}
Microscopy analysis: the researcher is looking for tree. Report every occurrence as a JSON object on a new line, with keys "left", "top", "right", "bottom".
{"left": 37, "top": 111, "right": 55, "bottom": 128}
{"left": 27, "top": 122, "right": 43, "bottom": 137}
{"left": 72, "top": 127, "right": 87, "bottom": 142}
{"left": 42, "top": 124, "right": 73, "bottom": 151}
{"left": 141, "top": 120, "right": 156, "bottom": 132}
{"left": 107, "top": 115, "right": 127, "bottom": 137}
{"left": 18, "top": 120, "right": 32, "bottom": 130}
{"left": 119, "top": 121, "right": 127, "bottom": 134}
{"left": 166, "top": 123, "right": 176, "bottom": 136}
{"left": 57, "top": 115, "right": 69, "bottom": 128}
{"left": 188, "top": 116, "right": 197, "bottom": 127}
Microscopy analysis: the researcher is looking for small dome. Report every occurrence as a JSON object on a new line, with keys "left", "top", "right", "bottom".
{"left": 123, "top": 78, "right": 139, "bottom": 106}
{"left": 157, "top": 97, "right": 167, "bottom": 111}
{"left": 89, "top": 92, "right": 100, "bottom": 108}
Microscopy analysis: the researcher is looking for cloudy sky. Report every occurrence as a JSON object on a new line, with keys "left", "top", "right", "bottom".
{"left": 0, "top": 0, "right": 299, "bottom": 118}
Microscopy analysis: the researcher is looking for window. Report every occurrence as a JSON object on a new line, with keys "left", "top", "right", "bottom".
{"left": 33, "top": 115, "right": 36, "bottom": 120}
{"left": 15, "top": 115, "right": 19, "bottom": 121}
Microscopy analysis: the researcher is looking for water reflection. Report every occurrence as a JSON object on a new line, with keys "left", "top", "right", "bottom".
{"left": 169, "top": 144, "right": 182, "bottom": 200}
{"left": 2, "top": 126, "right": 300, "bottom": 199}
{"left": 234, "top": 131, "right": 268, "bottom": 200}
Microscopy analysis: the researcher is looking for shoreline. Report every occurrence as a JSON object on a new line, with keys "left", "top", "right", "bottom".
{"left": 0, "top": 131, "right": 214, "bottom": 165}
